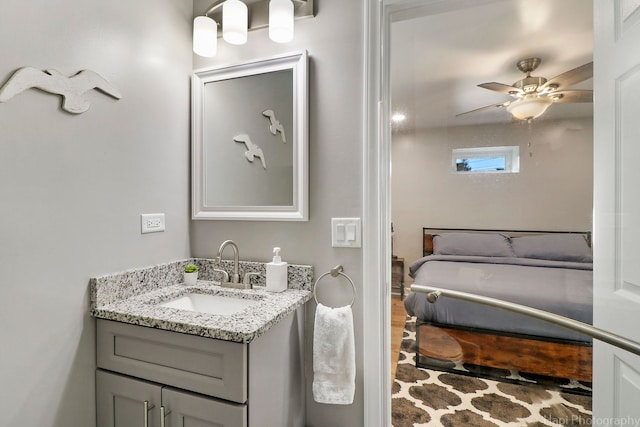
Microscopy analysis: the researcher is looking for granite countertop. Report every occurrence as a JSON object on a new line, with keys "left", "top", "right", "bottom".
{"left": 92, "top": 280, "right": 311, "bottom": 343}
{"left": 90, "top": 258, "right": 314, "bottom": 344}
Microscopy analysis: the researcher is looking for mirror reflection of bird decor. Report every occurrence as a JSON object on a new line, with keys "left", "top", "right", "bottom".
{"left": 262, "top": 109, "right": 286, "bottom": 142}
{"left": 233, "top": 134, "right": 267, "bottom": 169}
{"left": 0, "top": 67, "right": 122, "bottom": 114}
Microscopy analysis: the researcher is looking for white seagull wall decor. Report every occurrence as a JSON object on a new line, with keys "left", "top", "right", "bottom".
{"left": 0, "top": 67, "right": 122, "bottom": 114}
{"left": 233, "top": 134, "right": 267, "bottom": 169}
{"left": 262, "top": 109, "right": 286, "bottom": 143}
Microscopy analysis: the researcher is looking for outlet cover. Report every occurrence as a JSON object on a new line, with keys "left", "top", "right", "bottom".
{"left": 141, "top": 213, "right": 165, "bottom": 234}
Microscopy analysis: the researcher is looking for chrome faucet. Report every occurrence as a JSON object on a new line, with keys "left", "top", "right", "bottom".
{"left": 215, "top": 240, "right": 240, "bottom": 284}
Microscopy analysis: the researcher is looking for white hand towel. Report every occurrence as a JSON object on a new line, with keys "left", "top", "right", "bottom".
{"left": 312, "top": 303, "right": 355, "bottom": 405}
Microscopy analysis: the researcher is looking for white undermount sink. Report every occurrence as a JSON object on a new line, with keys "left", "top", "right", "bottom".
{"left": 159, "top": 293, "right": 261, "bottom": 315}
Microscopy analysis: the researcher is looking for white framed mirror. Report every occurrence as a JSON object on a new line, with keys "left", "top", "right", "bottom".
{"left": 191, "top": 51, "right": 308, "bottom": 221}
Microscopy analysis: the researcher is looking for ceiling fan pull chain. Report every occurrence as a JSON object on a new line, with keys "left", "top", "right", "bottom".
{"left": 527, "top": 118, "right": 534, "bottom": 157}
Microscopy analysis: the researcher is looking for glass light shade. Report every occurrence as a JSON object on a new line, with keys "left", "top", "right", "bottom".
{"left": 506, "top": 95, "right": 553, "bottom": 120}
{"left": 269, "top": 0, "right": 294, "bottom": 43}
{"left": 193, "top": 16, "right": 218, "bottom": 57}
{"left": 223, "top": 0, "right": 248, "bottom": 45}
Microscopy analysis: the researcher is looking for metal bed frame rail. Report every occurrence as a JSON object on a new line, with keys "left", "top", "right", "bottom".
{"left": 411, "top": 284, "right": 640, "bottom": 357}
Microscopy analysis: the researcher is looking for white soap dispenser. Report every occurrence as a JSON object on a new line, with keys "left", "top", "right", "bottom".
{"left": 266, "top": 247, "right": 288, "bottom": 292}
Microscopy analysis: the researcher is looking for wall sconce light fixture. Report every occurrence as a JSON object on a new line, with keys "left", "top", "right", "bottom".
{"left": 222, "top": 0, "right": 248, "bottom": 45}
{"left": 193, "top": 0, "right": 314, "bottom": 57}
{"left": 193, "top": 16, "right": 218, "bottom": 57}
{"left": 269, "top": 0, "right": 294, "bottom": 43}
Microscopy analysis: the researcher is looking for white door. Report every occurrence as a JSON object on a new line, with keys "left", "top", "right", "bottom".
{"left": 593, "top": 0, "right": 640, "bottom": 422}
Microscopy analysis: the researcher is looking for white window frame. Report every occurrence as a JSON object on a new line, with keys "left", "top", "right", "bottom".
{"left": 452, "top": 146, "right": 520, "bottom": 173}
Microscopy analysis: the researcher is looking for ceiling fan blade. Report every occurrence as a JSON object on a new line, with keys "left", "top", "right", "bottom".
{"left": 478, "top": 82, "right": 522, "bottom": 96}
{"left": 456, "top": 101, "right": 510, "bottom": 117}
{"left": 551, "top": 90, "right": 593, "bottom": 103}
{"left": 542, "top": 62, "right": 593, "bottom": 91}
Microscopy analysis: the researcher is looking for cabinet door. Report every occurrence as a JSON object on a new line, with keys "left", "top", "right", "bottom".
{"left": 162, "top": 387, "right": 247, "bottom": 427}
{"left": 97, "top": 370, "right": 161, "bottom": 427}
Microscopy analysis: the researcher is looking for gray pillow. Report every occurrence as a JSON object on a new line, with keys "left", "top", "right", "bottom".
{"left": 433, "top": 233, "right": 515, "bottom": 257}
{"left": 511, "top": 234, "right": 592, "bottom": 263}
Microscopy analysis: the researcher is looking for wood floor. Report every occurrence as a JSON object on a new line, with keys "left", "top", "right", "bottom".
{"left": 391, "top": 294, "right": 407, "bottom": 381}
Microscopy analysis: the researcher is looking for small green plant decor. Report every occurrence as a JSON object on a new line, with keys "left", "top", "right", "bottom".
{"left": 183, "top": 263, "right": 199, "bottom": 285}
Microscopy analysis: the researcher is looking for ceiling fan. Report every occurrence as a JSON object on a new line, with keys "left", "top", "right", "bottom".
{"left": 457, "top": 58, "right": 593, "bottom": 121}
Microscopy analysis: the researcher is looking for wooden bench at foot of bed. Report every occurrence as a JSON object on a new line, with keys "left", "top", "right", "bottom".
{"left": 417, "top": 323, "right": 593, "bottom": 383}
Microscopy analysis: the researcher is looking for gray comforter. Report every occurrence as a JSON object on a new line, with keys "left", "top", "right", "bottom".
{"left": 404, "top": 255, "right": 593, "bottom": 342}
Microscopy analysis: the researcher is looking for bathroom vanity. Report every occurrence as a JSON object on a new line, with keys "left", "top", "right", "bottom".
{"left": 90, "top": 259, "right": 313, "bottom": 427}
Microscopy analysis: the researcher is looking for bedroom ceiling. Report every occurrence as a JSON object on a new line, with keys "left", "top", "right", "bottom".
{"left": 390, "top": 0, "right": 594, "bottom": 132}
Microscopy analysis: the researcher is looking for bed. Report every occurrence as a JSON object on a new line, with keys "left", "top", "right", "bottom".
{"left": 403, "top": 228, "right": 593, "bottom": 382}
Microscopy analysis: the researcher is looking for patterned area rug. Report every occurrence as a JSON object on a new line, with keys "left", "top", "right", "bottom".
{"left": 392, "top": 317, "right": 593, "bottom": 426}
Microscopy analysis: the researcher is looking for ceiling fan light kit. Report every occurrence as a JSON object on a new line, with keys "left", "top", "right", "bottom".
{"left": 458, "top": 57, "right": 593, "bottom": 121}
{"left": 506, "top": 94, "right": 553, "bottom": 120}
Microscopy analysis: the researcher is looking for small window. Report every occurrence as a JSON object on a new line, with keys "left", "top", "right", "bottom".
{"left": 452, "top": 146, "right": 520, "bottom": 174}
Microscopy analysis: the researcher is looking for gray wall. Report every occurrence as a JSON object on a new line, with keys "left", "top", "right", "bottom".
{"left": 191, "top": 0, "right": 365, "bottom": 425}
{"left": 0, "top": 0, "right": 366, "bottom": 425}
{"left": 392, "top": 118, "right": 593, "bottom": 282}
{"left": 0, "top": 1, "right": 193, "bottom": 426}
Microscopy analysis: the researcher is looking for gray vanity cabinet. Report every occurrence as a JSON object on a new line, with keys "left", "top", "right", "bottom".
{"left": 95, "top": 307, "right": 305, "bottom": 427}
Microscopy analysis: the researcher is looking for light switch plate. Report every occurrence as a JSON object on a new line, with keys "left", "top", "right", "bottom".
{"left": 331, "top": 217, "right": 361, "bottom": 248}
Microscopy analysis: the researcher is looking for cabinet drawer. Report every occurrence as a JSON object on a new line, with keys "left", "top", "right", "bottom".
{"left": 97, "top": 319, "right": 247, "bottom": 403}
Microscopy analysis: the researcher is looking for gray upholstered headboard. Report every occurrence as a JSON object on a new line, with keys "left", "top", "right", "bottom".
{"left": 422, "top": 227, "right": 592, "bottom": 257}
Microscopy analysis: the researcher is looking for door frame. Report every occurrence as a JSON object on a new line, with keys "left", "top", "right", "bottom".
{"left": 362, "top": 0, "right": 569, "bottom": 425}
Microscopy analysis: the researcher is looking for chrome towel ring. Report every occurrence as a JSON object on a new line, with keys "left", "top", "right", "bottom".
{"left": 313, "top": 264, "right": 356, "bottom": 308}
